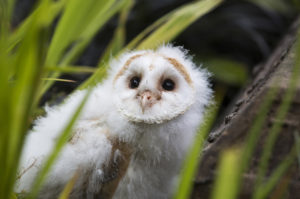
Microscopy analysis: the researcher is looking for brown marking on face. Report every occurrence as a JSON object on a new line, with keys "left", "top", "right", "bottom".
{"left": 113, "top": 52, "right": 193, "bottom": 88}
{"left": 114, "top": 53, "right": 146, "bottom": 83}
{"left": 163, "top": 57, "right": 193, "bottom": 86}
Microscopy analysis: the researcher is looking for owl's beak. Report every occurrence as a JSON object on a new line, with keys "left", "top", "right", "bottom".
{"left": 138, "top": 90, "right": 161, "bottom": 113}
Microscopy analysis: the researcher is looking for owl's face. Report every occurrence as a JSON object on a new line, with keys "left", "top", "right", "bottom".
{"left": 112, "top": 52, "right": 196, "bottom": 124}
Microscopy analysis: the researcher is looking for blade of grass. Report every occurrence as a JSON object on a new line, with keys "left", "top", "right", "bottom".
{"left": 135, "top": 0, "right": 223, "bottom": 50}
{"left": 8, "top": 0, "right": 65, "bottom": 53}
{"left": 211, "top": 148, "right": 241, "bottom": 199}
{"left": 26, "top": 89, "right": 92, "bottom": 199}
{"left": 45, "top": 66, "right": 96, "bottom": 74}
{"left": 233, "top": 83, "right": 279, "bottom": 197}
{"left": 80, "top": 0, "right": 133, "bottom": 88}
{"left": 204, "top": 58, "right": 248, "bottom": 86}
{"left": 294, "top": 131, "right": 300, "bottom": 166}
{"left": 292, "top": 0, "right": 300, "bottom": 9}
{"left": 80, "top": 64, "right": 108, "bottom": 89}
{"left": 0, "top": 0, "right": 51, "bottom": 197}
{"left": 253, "top": 147, "right": 296, "bottom": 199}
{"left": 121, "top": 10, "right": 171, "bottom": 51}
{"left": 208, "top": 76, "right": 281, "bottom": 199}
{"left": 10, "top": 193, "right": 18, "bottom": 199}
{"left": 126, "top": 0, "right": 223, "bottom": 50}
{"left": 252, "top": 31, "right": 300, "bottom": 199}
{"left": 0, "top": 0, "right": 16, "bottom": 31}
{"left": 246, "top": 0, "right": 292, "bottom": 14}
{"left": 42, "top": 78, "right": 76, "bottom": 83}
{"left": 40, "top": 0, "right": 129, "bottom": 98}
{"left": 173, "top": 85, "right": 225, "bottom": 199}
{"left": 58, "top": 172, "right": 79, "bottom": 199}
{"left": 99, "top": 0, "right": 134, "bottom": 64}
{"left": 60, "top": 0, "right": 131, "bottom": 65}
{"left": 82, "top": 0, "right": 223, "bottom": 88}
{"left": 45, "top": 0, "right": 114, "bottom": 66}
{"left": 0, "top": 0, "right": 13, "bottom": 195}
{"left": 50, "top": 0, "right": 129, "bottom": 66}
{"left": 0, "top": 3, "right": 14, "bottom": 196}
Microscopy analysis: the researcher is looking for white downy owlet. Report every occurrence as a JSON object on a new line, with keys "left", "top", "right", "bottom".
{"left": 15, "top": 45, "right": 213, "bottom": 199}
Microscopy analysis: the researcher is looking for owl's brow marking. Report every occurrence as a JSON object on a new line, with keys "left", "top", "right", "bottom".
{"left": 114, "top": 53, "right": 193, "bottom": 87}
{"left": 163, "top": 57, "right": 193, "bottom": 86}
{"left": 114, "top": 53, "right": 146, "bottom": 82}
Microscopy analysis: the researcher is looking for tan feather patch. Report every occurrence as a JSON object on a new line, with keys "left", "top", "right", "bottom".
{"left": 113, "top": 53, "right": 193, "bottom": 87}
{"left": 114, "top": 53, "right": 145, "bottom": 83}
{"left": 163, "top": 56, "right": 193, "bottom": 86}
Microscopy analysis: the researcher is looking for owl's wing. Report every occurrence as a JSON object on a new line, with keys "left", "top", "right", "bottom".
{"left": 15, "top": 117, "right": 127, "bottom": 198}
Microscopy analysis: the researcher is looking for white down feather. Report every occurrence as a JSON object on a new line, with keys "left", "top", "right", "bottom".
{"left": 15, "top": 45, "right": 213, "bottom": 199}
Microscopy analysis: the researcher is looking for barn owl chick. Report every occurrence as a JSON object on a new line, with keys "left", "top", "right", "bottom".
{"left": 15, "top": 45, "right": 213, "bottom": 199}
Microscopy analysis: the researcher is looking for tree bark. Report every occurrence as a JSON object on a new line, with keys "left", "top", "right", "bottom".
{"left": 192, "top": 17, "right": 300, "bottom": 199}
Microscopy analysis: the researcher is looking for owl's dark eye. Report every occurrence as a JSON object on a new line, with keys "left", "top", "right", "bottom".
{"left": 162, "top": 79, "right": 175, "bottom": 91}
{"left": 129, "top": 76, "right": 141, "bottom": 88}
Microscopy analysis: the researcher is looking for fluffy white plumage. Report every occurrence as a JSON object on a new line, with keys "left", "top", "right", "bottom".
{"left": 15, "top": 45, "right": 213, "bottom": 199}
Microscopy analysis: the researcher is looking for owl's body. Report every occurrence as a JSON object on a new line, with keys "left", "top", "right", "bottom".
{"left": 15, "top": 46, "right": 212, "bottom": 199}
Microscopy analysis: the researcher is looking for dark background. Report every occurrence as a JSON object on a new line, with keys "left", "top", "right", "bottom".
{"left": 12, "top": 0, "right": 298, "bottom": 108}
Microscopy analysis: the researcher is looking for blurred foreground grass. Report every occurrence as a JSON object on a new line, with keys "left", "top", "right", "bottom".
{"left": 0, "top": 0, "right": 299, "bottom": 198}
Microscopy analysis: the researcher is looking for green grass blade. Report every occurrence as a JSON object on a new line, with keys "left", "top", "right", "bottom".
{"left": 252, "top": 30, "right": 300, "bottom": 199}
{"left": 42, "top": 78, "right": 76, "bottom": 83}
{"left": 45, "top": 0, "right": 114, "bottom": 66}
{"left": 45, "top": 66, "right": 96, "bottom": 74}
{"left": 40, "top": 0, "right": 129, "bottom": 98}
{"left": 204, "top": 58, "right": 248, "bottom": 86}
{"left": 80, "top": 64, "right": 108, "bottom": 89}
{"left": 173, "top": 86, "right": 225, "bottom": 199}
{"left": 58, "top": 173, "right": 79, "bottom": 199}
{"left": 126, "top": 0, "right": 223, "bottom": 50}
{"left": 292, "top": 0, "right": 300, "bottom": 9}
{"left": 0, "top": 0, "right": 16, "bottom": 29}
{"left": 135, "top": 0, "right": 223, "bottom": 50}
{"left": 0, "top": 12, "right": 14, "bottom": 199}
{"left": 58, "top": 0, "right": 129, "bottom": 66}
{"left": 240, "top": 87, "right": 279, "bottom": 172}
{"left": 8, "top": 0, "right": 65, "bottom": 53}
{"left": 246, "top": 0, "right": 293, "bottom": 14}
{"left": 211, "top": 149, "right": 241, "bottom": 199}
{"left": 124, "top": 14, "right": 171, "bottom": 50}
{"left": 253, "top": 148, "right": 296, "bottom": 199}
{"left": 294, "top": 131, "right": 300, "bottom": 166}
{"left": 82, "top": 0, "right": 223, "bottom": 88}
{"left": 27, "top": 89, "right": 91, "bottom": 199}
{"left": 80, "top": 0, "right": 133, "bottom": 88}
{"left": 0, "top": 0, "right": 51, "bottom": 197}
{"left": 0, "top": 1, "right": 13, "bottom": 196}
{"left": 99, "top": 0, "right": 134, "bottom": 64}
{"left": 233, "top": 84, "right": 279, "bottom": 197}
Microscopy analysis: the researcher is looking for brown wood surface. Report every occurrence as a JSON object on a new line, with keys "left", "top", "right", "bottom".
{"left": 192, "top": 17, "right": 300, "bottom": 199}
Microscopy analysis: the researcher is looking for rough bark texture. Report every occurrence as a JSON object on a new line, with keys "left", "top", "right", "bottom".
{"left": 192, "top": 17, "right": 300, "bottom": 199}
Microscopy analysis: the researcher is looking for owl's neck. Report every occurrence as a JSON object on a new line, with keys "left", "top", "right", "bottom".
{"left": 108, "top": 114, "right": 186, "bottom": 164}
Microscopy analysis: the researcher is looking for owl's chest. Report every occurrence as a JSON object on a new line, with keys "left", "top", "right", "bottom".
{"left": 87, "top": 122, "right": 182, "bottom": 198}
{"left": 112, "top": 147, "right": 181, "bottom": 199}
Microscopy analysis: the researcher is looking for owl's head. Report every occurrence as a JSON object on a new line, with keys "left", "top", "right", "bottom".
{"left": 110, "top": 46, "right": 211, "bottom": 124}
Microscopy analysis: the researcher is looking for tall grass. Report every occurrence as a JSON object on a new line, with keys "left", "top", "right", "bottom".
{"left": 1, "top": 0, "right": 298, "bottom": 198}
{"left": 0, "top": 0, "right": 223, "bottom": 198}
{"left": 204, "top": 22, "right": 300, "bottom": 199}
